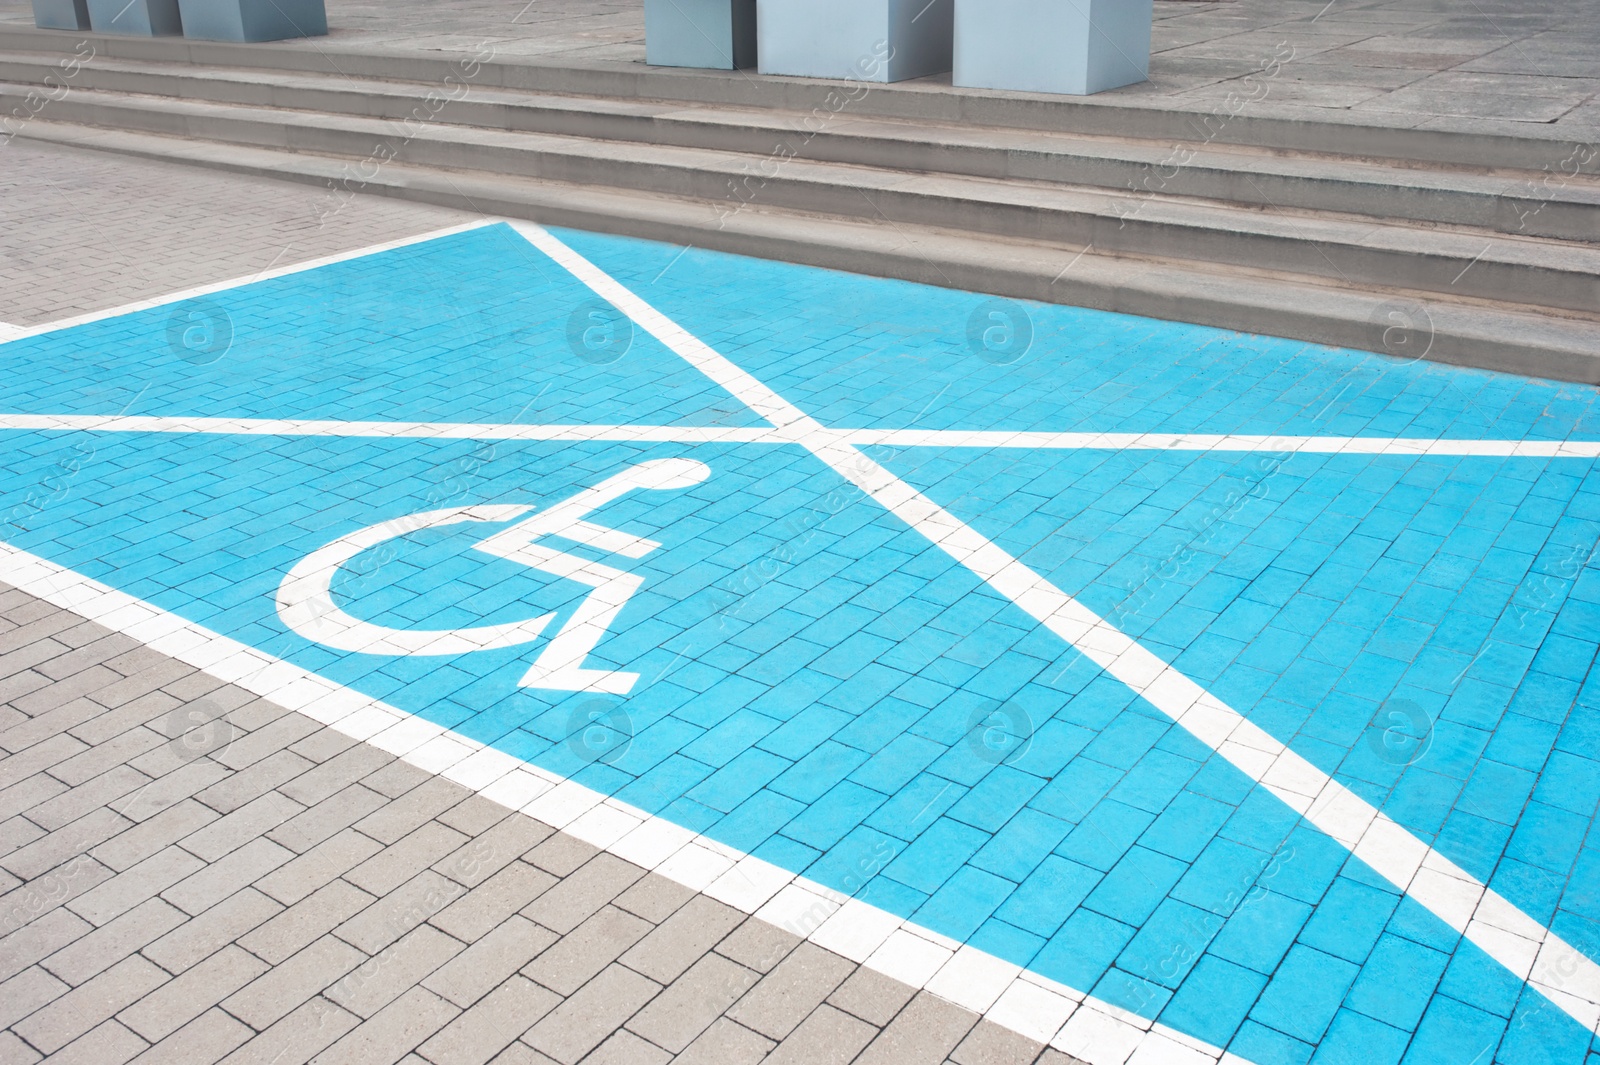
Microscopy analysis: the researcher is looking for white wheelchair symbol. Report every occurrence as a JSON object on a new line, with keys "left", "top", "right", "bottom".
{"left": 276, "top": 458, "right": 709, "bottom": 695}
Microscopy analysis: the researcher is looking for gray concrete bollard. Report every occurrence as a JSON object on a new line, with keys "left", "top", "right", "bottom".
{"left": 175, "top": 0, "right": 326, "bottom": 41}
{"left": 644, "top": 0, "right": 757, "bottom": 69}
{"left": 953, "top": 0, "right": 1151, "bottom": 95}
{"left": 757, "top": 0, "right": 953, "bottom": 83}
{"left": 86, "top": 0, "right": 182, "bottom": 35}
{"left": 32, "top": 0, "right": 92, "bottom": 30}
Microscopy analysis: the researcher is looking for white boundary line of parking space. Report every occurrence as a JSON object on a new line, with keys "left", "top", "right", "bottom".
{"left": 0, "top": 540, "right": 1226, "bottom": 1065}
{"left": 2, "top": 218, "right": 1597, "bottom": 1063}
{"left": 0, "top": 220, "right": 1232, "bottom": 1065}
{"left": 0, "top": 221, "right": 1236, "bottom": 1065}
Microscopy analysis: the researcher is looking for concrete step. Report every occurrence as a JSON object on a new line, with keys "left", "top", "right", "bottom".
{"left": 7, "top": 84, "right": 1595, "bottom": 317}
{"left": 13, "top": 118, "right": 1600, "bottom": 384}
{"left": 2, "top": 25, "right": 1592, "bottom": 173}
{"left": 3, "top": 50, "right": 1596, "bottom": 241}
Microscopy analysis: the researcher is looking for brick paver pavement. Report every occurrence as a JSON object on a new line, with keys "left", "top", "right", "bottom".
{"left": 0, "top": 140, "right": 474, "bottom": 328}
{"left": 0, "top": 578, "right": 1071, "bottom": 1065}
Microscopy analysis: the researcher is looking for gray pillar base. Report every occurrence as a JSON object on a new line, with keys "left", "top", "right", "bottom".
{"left": 954, "top": 0, "right": 1151, "bottom": 95}
{"left": 86, "top": 0, "right": 182, "bottom": 35}
{"left": 645, "top": 0, "right": 756, "bottom": 70}
{"left": 175, "top": 0, "right": 327, "bottom": 41}
{"left": 757, "top": 0, "right": 953, "bottom": 83}
{"left": 32, "top": 0, "right": 91, "bottom": 30}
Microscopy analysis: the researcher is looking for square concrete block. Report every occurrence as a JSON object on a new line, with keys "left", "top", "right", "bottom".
{"left": 86, "top": 0, "right": 181, "bottom": 35}
{"left": 176, "top": 0, "right": 326, "bottom": 40}
{"left": 953, "top": 0, "right": 1151, "bottom": 95}
{"left": 757, "top": 0, "right": 953, "bottom": 83}
{"left": 32, "top": 0, "right": 91, "bottom": 30}
{"left": 646, "top": 0, "right": 756, "bottom": 70}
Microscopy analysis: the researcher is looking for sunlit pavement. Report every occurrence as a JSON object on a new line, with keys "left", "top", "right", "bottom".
{"left": 4, "top": 220, "right": 1600, "bottom": 1065}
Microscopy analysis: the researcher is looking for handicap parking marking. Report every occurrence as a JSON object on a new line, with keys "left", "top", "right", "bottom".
{"left": 279, "top": 456, "right": 714, "bottom": 694}
{"left": 5, "top": 221, "right": 1600, "bottom": 1064}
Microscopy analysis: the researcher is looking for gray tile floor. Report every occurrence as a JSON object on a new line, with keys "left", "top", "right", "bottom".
{"left": 2, "top": 0, "right": 1594, "bottom": 134}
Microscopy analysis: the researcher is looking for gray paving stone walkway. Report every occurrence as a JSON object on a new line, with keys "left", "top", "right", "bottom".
{"left": 0, "top": 140, "right": 475, "bottom": 328}
{"left": 3, "top": 0, "right": 1595, "bottom": 134}
{"left": 0, "top": 578, "right": 1076, "bottom": 1065}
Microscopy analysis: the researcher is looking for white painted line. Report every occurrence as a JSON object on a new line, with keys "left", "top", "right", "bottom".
{"left": 0, "top": 321, "right": 24, "bottom": 342}
{"left": 0, "top": 540, "right": 1121, "bottom": 1064}
{"left": 2, "top": 215, "right": 1591, "bottom": 1055}
{"left": 0, "top": 414, "right": 777, "bottom": 445}
{"left": 514, "top": 222, "right": 1236, "bottom": 1062}
{"left": 0, "top": 220, "right": 500, "bottom": 346}
{"left": 849, "top": 428, "right": 1600, "bottom": 459}
{"left": 4, "top": 414, "right": 1598, "bottom": 461}
{"left": 513, "top": 219, "right": 1600, "bottom": 1043}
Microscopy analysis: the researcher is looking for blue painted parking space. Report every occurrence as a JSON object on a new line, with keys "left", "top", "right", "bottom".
{"left": 3, "top": 221, "right": 1599, "bottom": 1065}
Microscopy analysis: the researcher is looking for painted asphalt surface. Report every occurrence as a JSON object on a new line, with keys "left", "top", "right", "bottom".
{"left": 3, "top": 222, "right": 1600, "bottom": 1065}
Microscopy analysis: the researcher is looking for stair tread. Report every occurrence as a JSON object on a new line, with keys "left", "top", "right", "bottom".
{"left": 4, "top": 49, "right": 1598, "bottom": 207}
{"left": 10, "top": 82, "right": 1596, "bottom": 278}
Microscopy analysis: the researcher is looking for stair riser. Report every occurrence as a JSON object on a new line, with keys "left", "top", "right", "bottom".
{"left": 2, "top": 57, "right": 1590, "bottom": 240}
{"left": 14, "top": 94, "right": 1593, "bottom": 315}
{"left": 19, "top": 120, "right": 1595, "bottom": 385}
{"left": 781, "top": 138, "right": 1595, "bottom": 242}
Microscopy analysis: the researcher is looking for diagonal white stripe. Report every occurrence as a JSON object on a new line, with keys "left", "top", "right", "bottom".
{"left": 3, "top": 216, "right": 1595, "bottom": 1052}
{"left": 4, "top": 415, "right": 1598, "bottom": 461}
{"left": 0, "top": 321, "right": 24, "bottom": 342}
{"left": 512, "top": 220, "right": 1600, "bottom": 1044}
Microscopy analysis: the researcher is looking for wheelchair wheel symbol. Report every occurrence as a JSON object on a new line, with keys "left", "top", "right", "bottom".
{"left": 278, "top": 459, "right": 710, "bottom": 695}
